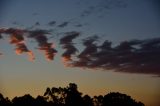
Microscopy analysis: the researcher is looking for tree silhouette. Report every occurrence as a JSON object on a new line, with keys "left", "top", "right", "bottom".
{"left": 44, "top": 86, "right": 67, "bottom": 105}
{"left": 35, "top": 96, "right": 48, "bottom": 106}
{"left": 93, "top": 95, "right": 103, "bottom": 106}
{"left": 0, "top": 83, "right": 145, "bottom": 106}
{"left": 83, "top": 95, "right": 94, "bottom": 106}
{"left": 65, "top": 83, "right": 83, "bottom": 106}
{"left": 0, "top": 93, "right": 11, "bottom": 106}
{"left": 12, "top": 94, "right": 35, "bottom": 106}
{"left": 102, "top": 92, "right": 144, "bottom": 106}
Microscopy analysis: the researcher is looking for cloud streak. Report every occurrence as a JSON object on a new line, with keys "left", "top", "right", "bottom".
{"left": 79, "top": 0, "right": 127, "bottom": 18}
{"left": 60, "top": 31, "right": 80, "bottom": 65}
{"left": 48, "top": 21, "right": 56, "bottom": 26}
{"left": 0, "top": 28, "right": 57, "bottom": 61}
{"left": 28, "top": 30, "right": 57, "bottom": 61}
{"left": 3, "top": 28, "right": 35, "bottom": 61}
{"left": 1, "top": 27, "right": 160, "bottom": 76}
{"left": 58, "top": 22, "right": 69, "bottom": 28}
{"left": 10, "top": 32, "right": 35, "bottom": 60}
{"left": 62, "top": 36, "right": 160, "bottom": 76}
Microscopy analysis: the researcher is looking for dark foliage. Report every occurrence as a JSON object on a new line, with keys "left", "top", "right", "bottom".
{"left": 0, "top": 83, "right": 144, "bottom": 106}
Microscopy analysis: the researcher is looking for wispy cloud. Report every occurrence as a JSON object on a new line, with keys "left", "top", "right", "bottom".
{"left": 60, "top": 31, "right": 80, "bottom": 65}
{"left": 58, "top": 22, "right": 69, "bottom": 28}
{"left": 61, "top": 36, "right": 160, "bottom": 76}
{"left": 48, "top": 21, "right": 56, "bottom": 26}
{"left": 6, "top": 28, "right": 35, "bottom": 61}
{"left": 28, "top": 30, "right": 57, "bottom": 61}
{"left": 1, "top": 27, "right": 160, "bottom": 76}
{"left": 0, "top": 28, "right": 57, "bottom": 61}
{"left": 79, "top": 0, "right": 127, "bottom": 18}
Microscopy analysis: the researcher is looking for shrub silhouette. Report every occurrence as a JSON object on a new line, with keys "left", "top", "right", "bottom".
{"left": 0, "top": 83, "right": 145, "bottom": 106}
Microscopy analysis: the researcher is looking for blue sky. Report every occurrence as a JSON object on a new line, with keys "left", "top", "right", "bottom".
{"left": 0, "top": 0, "right": 160, "bottom": 106}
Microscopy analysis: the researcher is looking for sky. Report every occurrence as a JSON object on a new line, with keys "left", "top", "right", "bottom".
{"left": 0, "top": 0, "right": 160, "bottom": 106}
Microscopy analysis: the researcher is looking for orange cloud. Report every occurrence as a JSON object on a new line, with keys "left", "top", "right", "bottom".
{"left": 9, "top": 33, "right": 35, "bottom": 61}
{"left": 28, "top": 30, "right": 57, "bottom": 61}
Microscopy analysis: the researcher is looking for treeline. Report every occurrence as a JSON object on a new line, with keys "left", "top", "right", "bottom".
{"left": 0, "top": 83, "right": 144, "bottom": 106}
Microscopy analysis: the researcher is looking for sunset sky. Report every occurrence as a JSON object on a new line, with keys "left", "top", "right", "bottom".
{"left": 0, "top": 0, "right": 160, "bottom": 106}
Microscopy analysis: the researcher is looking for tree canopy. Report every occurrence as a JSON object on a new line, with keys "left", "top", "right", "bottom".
{"left": 0, "top": 83, "right": 144, "bottom": 106}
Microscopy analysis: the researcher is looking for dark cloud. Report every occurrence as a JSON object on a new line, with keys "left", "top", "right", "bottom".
{"left": 14, "top": 43, "right": 35, "bottom": 61}
{"left": 8, "top": 30, "right": 35, "bottom": 61}
{"left": 12, "top": 21, "right": 19, "bottom": 25}
{"left": 35, "top": 22, "right": 40, "bottom": 26}
{"left": 70, "top": 36, "right": 99, "bottom": 68}
{"left": 79, "top": 0, "right": 127, "bottom": 18}
{"left": 28, "top": 30, "right": 57, "bottom": 61}
{"left": 63, "top": 37, "right": 160, "bottom": 76}
{"left": 1, "top": 27, "right": 160, "bottom": 76}
{"left": 0, "top": 28, "right": 57, "bottom": 61}
{"left": 58, "top": 22, "right": 69, "bottom": 28}
{"left": 60, "top": 31, "right": 80, "bottom": 64}
{"left": 74, "top": 24, "right": 83, "bottom": 27}
{"left": 48, "top": 21, "right": 56, "bottom": 26}
{"left": 78, "top": 36, "right": 98, "bottom": 58}
{"left": 9, "top": 32, "right": 24, "bottom": 44}
{"left": 0, "top": 34, "right": 3, "bottom": 39}
{"left": 60, "top": 31, "right": 80, "bottom": 44}
{"left": 14, "top": 43, "right": 30, "bottom": 54}
{"left": 1, "top": 28, "right": 26, "bottom": 35}
{"left": 81, "top": 10, "right": 92, "bottom": 17}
